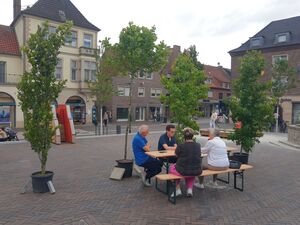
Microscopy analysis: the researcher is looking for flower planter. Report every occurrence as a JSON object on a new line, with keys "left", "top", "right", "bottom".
{"left": 116, "top": 159, "right": 133, "bottom": 178}
{"left": 31, "top": 171, "right": 54, "bottom": 193}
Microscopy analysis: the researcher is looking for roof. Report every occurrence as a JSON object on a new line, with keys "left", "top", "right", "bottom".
{"left": 0, "top": 25, "right": 21, "bottom": 56}
{"left": 204, "top": 65, "right": 231, "bottom": 83}
{"left": 12, "top": 0, "right": 100, "bottom": 31}
{"left": 229, "top": 15, "right": 300, "bottom": 54}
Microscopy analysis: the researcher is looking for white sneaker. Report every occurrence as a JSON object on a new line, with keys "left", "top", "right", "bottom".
{"left": 194, "top": 183, "right": 205, "bottom": 189}
{"left": 171, "top": 188, "right": 182, "bottom": 198}
{"left": 187, "top": 188, "right": 193, "bottom": 197}
{"left": 141, "top": 172, "right": 151, "bottom": 187}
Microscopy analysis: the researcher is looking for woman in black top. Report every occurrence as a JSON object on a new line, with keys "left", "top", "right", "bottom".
{"left": 170, "top": 128, "right": 202, "bottom": 197}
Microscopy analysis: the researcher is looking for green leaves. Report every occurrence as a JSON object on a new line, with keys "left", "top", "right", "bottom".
{"left": 161, "top": 54, "right": 208, "bottom": 143}
{"left": 17, "top": 21, "right": 72, "bottom": 174}
{"left": 228, "top": 51, "right": 275, "bottom": 153}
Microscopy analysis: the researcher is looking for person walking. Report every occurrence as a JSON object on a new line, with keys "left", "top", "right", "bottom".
{"left": 169, "top": 128, "right": 202, "bottom": 197}
{"left": 103, "top": 111, "right": 108, "bottom": 127}
{"left": 210, "top": 111, "right": 218, "bottom": 128}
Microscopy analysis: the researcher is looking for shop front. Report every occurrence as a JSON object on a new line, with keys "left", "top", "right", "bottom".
{"left": 0, "top": 92, "right": 16, "bottom": 128}
{"left": 66, "top": 96, "right": 86, "bottom": 124}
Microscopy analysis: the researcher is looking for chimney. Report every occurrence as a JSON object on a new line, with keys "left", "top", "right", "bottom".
{"left": 14, "top": 0, "right": 21, "bottom": 20}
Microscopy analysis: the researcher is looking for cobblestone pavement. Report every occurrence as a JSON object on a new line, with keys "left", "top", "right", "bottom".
{"left": 0, "top": 131, "right": 299, "bottom": 225}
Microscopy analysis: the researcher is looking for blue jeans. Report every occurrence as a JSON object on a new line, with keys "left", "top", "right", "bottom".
{"left": 141, "top": 158, "right": 163, "bottom": 180}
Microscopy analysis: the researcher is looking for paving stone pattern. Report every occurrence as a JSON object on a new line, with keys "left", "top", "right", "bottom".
{"left": 0, "top": 133, "right": 299, "bottom": 225}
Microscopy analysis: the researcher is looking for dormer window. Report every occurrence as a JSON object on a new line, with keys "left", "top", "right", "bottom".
{"left": 59, "top": 10, "right": 66, "bottom": 22}
{"left": 250, "top": 36, "right": 264, "bottom": 47}
{"left": 275, "top": 32, "right": 290, "bottom": 43}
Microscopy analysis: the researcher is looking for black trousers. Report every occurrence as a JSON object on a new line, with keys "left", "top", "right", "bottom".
{"left": 141, "top": 158, "right": 163, "bottom": 180}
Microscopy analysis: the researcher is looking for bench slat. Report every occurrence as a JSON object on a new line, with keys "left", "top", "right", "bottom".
{"left": 156, "top": 164, "right": 253, "bottom": 181}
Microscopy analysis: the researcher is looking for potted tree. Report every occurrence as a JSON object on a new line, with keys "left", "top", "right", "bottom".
{"left": 107, "top": 22, "right": 168, "bottom": 177}
{"left": 17, "top": 22, "right": 72, "bottom": 193}
{"left": 161, "top": 49, "right": 208, "bottom": 143}
{"left": 228, "top": 51, "right": 275, "bottom": 163}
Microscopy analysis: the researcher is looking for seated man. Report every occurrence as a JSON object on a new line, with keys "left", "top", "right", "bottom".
{"left": 0, "top": 127, "right": 7, "bottom": 139}
{"left": 194, "top": 128, "right": 229, "bottom": 189}
{"left": 132, "top": 125, "right": 162, "bottom": 187}
{"left": 158, "top": 124, "right": 177, "bottom": 164}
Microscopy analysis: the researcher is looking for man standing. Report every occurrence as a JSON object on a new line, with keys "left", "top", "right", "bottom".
{"left": 158, "top": 124, "right": 177, "bottom": 163}
{"left": 132, "top": 125, "right": 162, "bottom": 186}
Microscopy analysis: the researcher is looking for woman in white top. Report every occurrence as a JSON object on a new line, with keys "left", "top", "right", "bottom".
{"left": 195, "top": 128, "right": 229, "bottom": 189}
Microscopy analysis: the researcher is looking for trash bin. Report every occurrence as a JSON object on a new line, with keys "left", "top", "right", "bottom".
{"left": 116, "top": 125, "right": 121, "bottom": 134}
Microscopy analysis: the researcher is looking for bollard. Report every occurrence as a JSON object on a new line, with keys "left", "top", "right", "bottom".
{"left": 116, "top": 125, "right": 121, "bottom": 134}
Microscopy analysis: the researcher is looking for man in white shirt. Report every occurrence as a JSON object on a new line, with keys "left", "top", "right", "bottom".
{"left": 195, "top": 128, "right": 229, "bottom": 189}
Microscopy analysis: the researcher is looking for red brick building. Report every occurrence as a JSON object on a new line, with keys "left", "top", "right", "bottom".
{"left": 229, "top": 16, "right": 300, "bottom": 124}
{"left": 201, "top": 64, "right": 231, "bottom": 117}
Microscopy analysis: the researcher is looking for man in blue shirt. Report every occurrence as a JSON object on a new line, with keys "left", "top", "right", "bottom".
{"left": 158, "top": 124, "right": 177, "bottom": 163}
{"left": 132, "top": 125, "right": 162, "bottom": 186}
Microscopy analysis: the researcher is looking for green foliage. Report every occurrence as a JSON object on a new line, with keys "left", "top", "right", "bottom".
{"left": 183, "top": 45, "right": 204, "bottom": 70}
{"left": 106, "top": 22, "right": 169, "bottom": 159}
{"left": 161, "top": 54, "right": 208, "bottom": 143}
{"left": 17, "top": 21, "right": 72, "bottom": 175}
{"left": 87, "top": 39, "right": 116, "bottom": 122}
{"left": 271, "top": 59, "right": 296, "bottom": 101}
{"left": 228, "top": 51, "right": 275, "bottom": 153}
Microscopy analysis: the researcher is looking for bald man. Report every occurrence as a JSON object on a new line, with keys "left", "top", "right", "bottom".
{"left": 132, "top": 125, "right": 162, "bottom": 187}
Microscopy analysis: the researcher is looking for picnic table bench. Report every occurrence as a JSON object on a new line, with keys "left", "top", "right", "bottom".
{"left": 155, "top": 164, "right": 253, "bottom": 204}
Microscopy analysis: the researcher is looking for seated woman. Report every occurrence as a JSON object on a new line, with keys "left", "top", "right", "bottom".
{"left": 195, "top": 128, "right": 229, "bottom": 189}
{"left": 170, "top": 128, "right": 202, "bottom": 197}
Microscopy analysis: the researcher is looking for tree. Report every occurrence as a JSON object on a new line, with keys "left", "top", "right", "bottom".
{"left": 271, "top": 59, "right": 296, "bottom": 132}
{"left": 17, "top": 21, "right": 72, "bottom": 175}
{"left": 161, "top": 54, "right": 208, "bottom": 143}
{"left": 228, "top": 51, "right": 275, "bottom": 153}
{"left": 87, "top": 39, "right": 116, "bottom": 135}
{"left": 108, "top": 22, "right": 169, "bottom": 159}
{"left": 183, "top": 45, "right": 204, "bottom": 70}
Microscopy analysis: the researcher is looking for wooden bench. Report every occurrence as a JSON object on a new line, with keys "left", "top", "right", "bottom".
{"left": 155, "top": 164, "right": 253, "bottom": 204}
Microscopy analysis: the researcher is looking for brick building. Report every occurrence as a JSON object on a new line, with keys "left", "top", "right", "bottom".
{"left": 107, "top": 45, "right": 181, "bottom": 122}
{"left": 201, "top": 64, "right": 231, "bottom": 117}
{"left": 229, "top": 16, "right": 300, "bottom": 124}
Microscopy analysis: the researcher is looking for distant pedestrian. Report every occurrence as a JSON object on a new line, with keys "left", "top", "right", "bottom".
{"left": 103, "top": 112, "right": 108, "bottom": 127}
{"left": 210, "top": 111, "right": 218, "bottom": 128}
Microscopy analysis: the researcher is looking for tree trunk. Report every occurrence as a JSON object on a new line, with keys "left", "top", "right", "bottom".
{"left": 124, "top": 125, "right": 129, "bottom": 160}
{"left": 41, "top": 162, "right": 46, "bottom": 175}
{"left": 275, "top": 104, "right": 279, "bottom": 133}
{"left": 124, "top": 77, "right": 133, "bottom": 160}
{"left": 100, "top": 105, "right": 103, "bottom": 135}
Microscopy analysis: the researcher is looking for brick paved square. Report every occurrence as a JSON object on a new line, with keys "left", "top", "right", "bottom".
{"left": 0, "top": 132, "right": 299, "bottom": 225}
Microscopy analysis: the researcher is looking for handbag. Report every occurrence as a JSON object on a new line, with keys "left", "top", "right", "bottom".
{"left": 229, "top": 160, "right": 241, "bottom": 169}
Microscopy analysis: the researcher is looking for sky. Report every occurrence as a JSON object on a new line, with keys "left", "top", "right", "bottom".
{"left": 1, "top": 0, "right": 300, "bottom": 68}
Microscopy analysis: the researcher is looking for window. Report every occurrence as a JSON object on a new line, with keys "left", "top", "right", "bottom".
{"left": 49, "top": 26, "right": 56, "bottom": 34}
{"left": 117, "top": 107, "right": 128, "bottom": 121}
{"left": 84, "top": 34, "right": 92, "bottom": 48}
{"left": 138, "top": 87, "right": 145, "bottom": 97}
{"left": 55, "top": 59, "right": 63, "bottom": 80}
{"left": 84, "top": 61, "right": 96, "bottom": 81}
{"left": 65, "top": 31, "right": 77, "bottom": 47}
{"left": 135, "top": 107, "right": 146, "bottom": 121}
{"left": 208, "top": 91, "right": 213, "bottom": 98}
{"left": 205, "top": 78, "right": 212, "bottom": 84}
{"left": 272, "top": 55, "right": 288, "bottom": 64}
{"left": 275, "top": 33, "right": 290, "bottom": 43}
{"left": 151, "top": 88, "right": 162, "bottom": 97}
{"left": 138, "top": 71, "right": 145, "bottom": 79}
{"left": 0, "top": 61, "right": 6, "bottom": 83}
{"left": 71, "top": 60, "right": 77, "bottom": 81}
{"left": 250, "top": 36, "right": 264, "bottom": 47}
{"left": 227, "top": 93, "right": 231, "bottom": 97}
{"left": 219, "top": 93, "right": 223, "bottom": 100}
{"left": 118, "top": 86, "right": 130, "bottom": 96}
{"left": 222, "top": 83, "right": 230, "bottom": 89}
{"left": 146, "top": 72, "right": 153, "bottom": 80}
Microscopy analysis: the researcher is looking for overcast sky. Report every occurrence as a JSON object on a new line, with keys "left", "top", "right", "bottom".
{"left": 1, "top": 0, "right": 300, "bottom": 68}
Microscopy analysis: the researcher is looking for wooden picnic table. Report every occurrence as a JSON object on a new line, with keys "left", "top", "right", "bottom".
{"left": 145, "top": 147, "right": 238, "bottom": 159}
